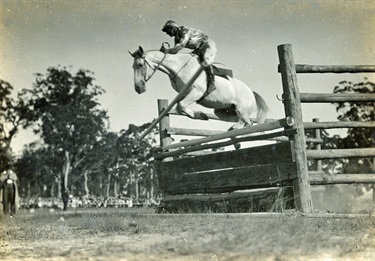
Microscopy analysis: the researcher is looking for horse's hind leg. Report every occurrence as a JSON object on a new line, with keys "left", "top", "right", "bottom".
{"left": 228, "top": 106, "right": 255, "bottom": 149}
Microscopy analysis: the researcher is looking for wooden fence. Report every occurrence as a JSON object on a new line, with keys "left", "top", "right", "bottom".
{"left": 148, "top": 44, "right": 375, "bottom": 213}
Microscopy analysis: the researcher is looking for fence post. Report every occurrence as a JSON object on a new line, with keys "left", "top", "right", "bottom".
{"left": 313, "top": 118, "right": 322, "bottom": 172}
{"left": 277, "top": 44, "right": 313, "bottom": 213}
{"left": 158, "top": 99, "right": 173, "bottom": 148}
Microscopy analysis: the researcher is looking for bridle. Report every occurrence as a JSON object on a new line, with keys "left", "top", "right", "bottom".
{"left": 138, "top": 43, "right": 195, "bottom": 83}
{"left": 143, "top": 53, "right": 166, "bottom": 83}
{"left": 141, "top": 42, "right": 170, "bottom": 83}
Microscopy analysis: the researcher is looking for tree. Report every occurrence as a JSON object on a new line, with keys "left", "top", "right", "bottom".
{"left": 15, "top": 143, "right": 60, "bottom": 206}
{"left": 306, "top": 79, "right": 375, "bottom": 175}
{"left": 20, "top": 66, "right": 108, "bottom": 209}
{"left": 0, "top": 80, "right": 32, "bottom": 171}
{"left": 333, "top": 79, "right": 375, "bottom": 174}
{"left": 118, "top": 123, "right": 158, "bottom": 200}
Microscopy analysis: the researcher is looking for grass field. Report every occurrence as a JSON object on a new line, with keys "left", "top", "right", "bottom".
{"left": 1, "top": 207, "right": 374, "bottom": 260}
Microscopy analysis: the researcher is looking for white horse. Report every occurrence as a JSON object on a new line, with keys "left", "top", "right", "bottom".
{"left": 130, "top": 46, "right": 269, "bottom": 130}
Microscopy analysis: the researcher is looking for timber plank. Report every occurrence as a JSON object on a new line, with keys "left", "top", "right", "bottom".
{"left": 157, "top": 143, "right": 294, "bottom": 175}
{"left": 158, "top": 162, "right": 297, "bottom": 194}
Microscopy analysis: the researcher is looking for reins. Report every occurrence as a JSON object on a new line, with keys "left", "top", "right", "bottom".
{"left": 143, "top": 50, "right": 195, "bottom": 83}
{"left": 143, "top": 53, "right": 166, "bottom": 83}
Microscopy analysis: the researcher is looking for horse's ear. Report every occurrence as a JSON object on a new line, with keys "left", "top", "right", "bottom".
{"left": 138, "top": 46, "right": 144, "bottom": 55}
{"left": 128, "top": 50, "right": 135, "bottom": 57}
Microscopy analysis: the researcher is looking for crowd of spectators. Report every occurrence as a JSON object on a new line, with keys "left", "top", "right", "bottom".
{"left": 19, "top": 195, "right": 160, "bottom": 209}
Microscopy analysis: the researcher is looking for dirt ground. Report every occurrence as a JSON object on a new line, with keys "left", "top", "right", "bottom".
{"left": 1, "top": 226, "right": 375, "bottom": 261}
{"left": 1, "top": 209, "right": 375, "bottom": 261}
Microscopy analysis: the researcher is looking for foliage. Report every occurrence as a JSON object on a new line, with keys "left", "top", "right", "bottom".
{"left": 333, "top": 80, "right": 375, "bottom": 174}
{"left": 333, "top": 80, "right": 375, "bottom": 148}
{"left": 14, "top": 143, "right": 60, "bottom": 199}
{"left": 5, "top": 65, "right": 159, "bottom": 202}
{"left": 307, "top": 79, "right": 374, "bottom": 174}
{"left": 0, "top": 80, "right": 32, "bottom": 171}
{"left": 18, "top": 66, "right": 109, "bottom": 193}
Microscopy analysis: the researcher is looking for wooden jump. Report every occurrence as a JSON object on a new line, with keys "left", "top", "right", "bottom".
{"left": 151, "top": 43, "right": 374, "bottom": 214}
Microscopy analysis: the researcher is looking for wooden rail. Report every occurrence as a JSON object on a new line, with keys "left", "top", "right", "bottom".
{"left": 169, "top": 108, "right": 276, "bottom": 123}
{"left": 310, "top": 173, "right": 375, "bottom": 185}
{"left": 295, "top": 64, "right": 375, "bottom": 74}
{"left": 162, "top": 117, "right": 294, "bottom": 150}
{"left": 300, "top": 93, "right": 375, "bottom": 103}
{"left": 166, "top": 127, "right": 223, "bottom": 136}
{"left": 155, "top": 129, "right": 295, "bottom": 160}
{"left": 278, "top": 64, "right": 375, "bottom": 74}
{"left": 303, "top": 121, "right": 375, "bottom": 129}
{"left": 307, "top": 148, "right": 375, "bottom": 159}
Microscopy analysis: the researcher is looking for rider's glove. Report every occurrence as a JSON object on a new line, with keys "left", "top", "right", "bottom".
{"left": 160, "top": 46, "right": 169, "bottom": 54}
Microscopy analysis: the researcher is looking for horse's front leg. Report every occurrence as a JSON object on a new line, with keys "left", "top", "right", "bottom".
{"left": 176, "top": 89, "right": 209, "bottom": 120}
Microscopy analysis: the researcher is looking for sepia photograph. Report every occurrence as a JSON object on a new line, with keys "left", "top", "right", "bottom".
{"left": 1, "top": 0, "right": 375, "bottom": 260}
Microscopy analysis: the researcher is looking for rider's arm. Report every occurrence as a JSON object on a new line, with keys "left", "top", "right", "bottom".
{"left": 168, "top": 28, "right": 191, "bottom": 54}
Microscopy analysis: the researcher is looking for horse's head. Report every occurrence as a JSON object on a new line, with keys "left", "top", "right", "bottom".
{"left": 129, "top": 46, "right": 152, "bottom": 94}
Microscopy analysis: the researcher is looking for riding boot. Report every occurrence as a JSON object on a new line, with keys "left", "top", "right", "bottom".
{"left": 205, "top": 65, "right": 215, "bottom": 94}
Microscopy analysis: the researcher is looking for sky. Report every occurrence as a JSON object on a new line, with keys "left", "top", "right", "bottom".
{"left": 1, "top": 0, "right": 374, "bottom": 154}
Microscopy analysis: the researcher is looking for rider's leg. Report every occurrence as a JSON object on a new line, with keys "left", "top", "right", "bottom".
{"left": 202, "top": 40, "right": 217, "bottom": 94}
{"left": 205, "top": 65, "right": 215, "bottom": 94}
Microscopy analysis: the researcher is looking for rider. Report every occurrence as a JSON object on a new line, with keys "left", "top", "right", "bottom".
{"left": 161, "top": 20, "right": 217, "bottom": 94}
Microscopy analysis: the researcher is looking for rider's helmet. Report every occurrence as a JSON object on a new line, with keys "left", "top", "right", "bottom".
{"left": 162, "top": 20, "right": 179, "bottom": 32}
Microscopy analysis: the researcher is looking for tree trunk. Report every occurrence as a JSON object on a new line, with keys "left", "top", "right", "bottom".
{"left": 129, "top": 172, "right": 133, "bottom": 199}
{"left": 63, "top": 151, "right": 71, "bottom": 191}
{"left": 150, "top": 167, "right": 154, "bottom": 199}
{"left": 106, "top": 172, "right": 111, "bottom": 198}
{"left": 135, "top": 177, "right": 139, "bottom": 200}
{"left": 114, "top": 179, "right": 118, "bottom": 198}
{"left": 61, "top": 151, "right": 72, "bottom": 211}
{"left": 57, "top": 173, "right": 62, "bottom": 198}
{"left": 50, "top": 182, "right": 55, "bottom": 197}
{"left": 27, "top": 182, "right": 31, "bottom": 208}
{"left": 83, "top": 170, "right": 90, "bottom": 197}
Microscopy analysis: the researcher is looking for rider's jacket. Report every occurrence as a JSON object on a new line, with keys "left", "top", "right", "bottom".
{"left": 174, "top": 26, "right": 209, "bottom": 50}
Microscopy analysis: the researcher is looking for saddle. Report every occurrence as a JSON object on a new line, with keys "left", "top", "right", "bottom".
{"left": 198, "top": 64, "right": 234, "bottom": 100}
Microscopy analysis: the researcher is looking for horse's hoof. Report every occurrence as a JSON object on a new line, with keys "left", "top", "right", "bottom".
{"left": 195, "top": 112, "right": 209, "bottom": 120}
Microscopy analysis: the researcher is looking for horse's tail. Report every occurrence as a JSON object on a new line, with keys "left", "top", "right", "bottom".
{"left": 253, "top": 91, "right": 269, "bottom": 124}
